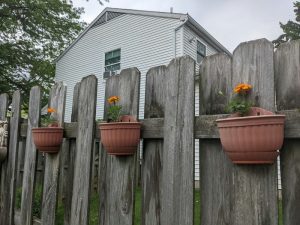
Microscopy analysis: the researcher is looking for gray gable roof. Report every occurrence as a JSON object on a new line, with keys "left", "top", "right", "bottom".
{"left": 56, "top": 7, "right": 231, "bottom": 62}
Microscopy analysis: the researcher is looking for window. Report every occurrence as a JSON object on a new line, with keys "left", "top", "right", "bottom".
{"left": 197, "top": 41, "right": 206, "bottom": 63}
{"left": 105, "top": 49, "right": 121, "bottom": 72}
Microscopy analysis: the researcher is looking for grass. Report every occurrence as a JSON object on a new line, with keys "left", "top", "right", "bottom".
{"left": 15, "top": 187, "right": 282, "bottom": 225}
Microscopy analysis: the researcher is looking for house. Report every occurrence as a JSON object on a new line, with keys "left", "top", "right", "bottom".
{"left": 55, "top": 7, "right": 231, "bottom": 183}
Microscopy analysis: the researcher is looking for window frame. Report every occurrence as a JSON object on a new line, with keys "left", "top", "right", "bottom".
{"left": 104, "top": 48, "right": 121, "bottom": 72}
{"left": 196, "top": 40, "right": 206, "bottom": 63}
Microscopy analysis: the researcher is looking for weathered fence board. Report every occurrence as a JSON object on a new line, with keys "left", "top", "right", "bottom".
{"left": 20, "top": 86, "right": 41, "bottom": 225}
{"left": 70, "top": 75, "right": 98, "bottom": 225}
{"left": 41, "top": 82, "right": 67, "bottom": 225}
{"left": 16, "top": 138, "right": 26, "bottom": 189}
{"left": 19, "top": 110, "right": 300, "bottom": 139}
{"left": 0, "top": 91, "right": 21, "bottom": 225}
{"left": 199, "top": 53, "right": 233, "bottom": 225}
{"left": 99, "top": 68, "right": 140, "bottom": 225}
{"left": 0, "top": 94, "right": 8, "bottom": 211}
{"left": 0, "top": 93, "right": 9, "bottom": 223}
{"left": 275, "top": 40, "right": 300, "bottom": 225}
{"left": 161, "top": 56, "right": 195, "bottom": 225}
{"left": 231, "top": 38, "right": 278, "bottom": 225}
{"left": 142, "top": 65, "right": 166, "bottom": 225}
{"left": 64, "top": 82, "right": 80, "bottom": 225}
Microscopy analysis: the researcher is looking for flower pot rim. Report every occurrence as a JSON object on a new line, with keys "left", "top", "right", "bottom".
{"left": 31, "top": 127, "right": 64, "bottom": 130}
{"left": 99, "top": 122, "right": 141, "bottom": 126}
{"left": 216, "top": 114, "right": 285, "bottom": 123}
{"left": 32, "top": 127, "right": 63, "bottom": 133}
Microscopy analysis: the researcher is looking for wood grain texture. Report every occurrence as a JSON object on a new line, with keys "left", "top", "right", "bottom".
{"left": 0, "top": 93, "right": 9, "bottom": 224}
{"left": 161, "top": 56, "right": 195, "bottom": 225}
{"left": 232, "top": 39, "right": 275, "bottom": 110}
{"left": 20, "top": 86, "right": 41, "bottom": 225}
{"left": 275, "top": 40, "right": 300, "bottom": 111}
{"left": 70, "top": 75, "right": 97, "bottom": 225}
{"left": 142, "top": 66, "right": 166, "bottom": 225}
{"left": 275, "top": 40, "right": 300, "bottom": 225}
{"left": 230, "top": 38, "right": 278, "bottom": 225}
{"left": 99, "top": 68, "right": 140, "bottom": 225}
{"left": 199, "top": 53, "right": 233, "bottom": 225}
{"left": 199, "top": 53, "right": 232, "bottom": 115}
{"left": 64, "top": 83, "right": 79, "bottom": 225}
{"left": 41, "top": 82, "right": 67, "bottom": 225}
{"left": 0, "top": 91, "right": 21, "bottom": 225}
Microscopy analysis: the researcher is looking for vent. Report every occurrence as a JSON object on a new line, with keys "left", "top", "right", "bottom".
{"left": 92, "top": 12, "right": 124, "bottom": 28}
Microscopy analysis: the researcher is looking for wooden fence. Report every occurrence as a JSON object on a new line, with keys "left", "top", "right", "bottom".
{"left": 0, "top": 38, "right": 300, "bottom": 225}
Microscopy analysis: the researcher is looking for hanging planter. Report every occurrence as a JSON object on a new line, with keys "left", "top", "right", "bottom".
{"left": 216, "top": 84, "right": 285, "bottom": 164}
{"left": 32, "top": 108, "right": 63, "bottom": 154}
{"left": 32, "top": 127, "right": 63, "bottom": 153}
{"left": 99, "top": 115, "right": 141, "bottom": 155}
{"left": 99, "top": 96, "right": 141, "bottom": 156}
{"left": 216, "top": 107, "right": 285, "bottom": 164}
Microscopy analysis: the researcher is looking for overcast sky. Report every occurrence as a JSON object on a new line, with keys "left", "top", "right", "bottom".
{"left": 72, "top": 0, "right": 295, "bottom": 52}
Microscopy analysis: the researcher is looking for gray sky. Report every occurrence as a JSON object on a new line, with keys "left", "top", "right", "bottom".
{"left": 72, "top": 0, "right": 295, "bottom": 52}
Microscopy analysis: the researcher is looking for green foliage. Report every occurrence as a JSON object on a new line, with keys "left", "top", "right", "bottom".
{"left": 41, "top": 115, "right": 57, "bottom": 127}
{"left": 227, "top": 98, "right": 252, "bottom": 116}
{"left": 273, "top": 1, "right": 300, "bottom": 47}
{"left": 0, "top": 0, "right": 86, "bottom": 110}
{"left": 107, "top": 105, "right": 122, "bottom": 122}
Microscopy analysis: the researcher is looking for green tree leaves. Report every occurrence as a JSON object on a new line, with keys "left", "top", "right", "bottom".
{"left": 0, "top": 0, "right": 86, "bottom": 109}
{"left": 273, "top": 1, "right": 300, "bottom": 47}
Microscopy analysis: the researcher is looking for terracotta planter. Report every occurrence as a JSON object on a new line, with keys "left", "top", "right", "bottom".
{"left": 99, "top": 115, "right": 141, "bottom": 156}
{"left": 216, "top": 107, "right": 285, "bottom": 164}
{"left": 32, "top": 127, "right": 63, "bottom": 153}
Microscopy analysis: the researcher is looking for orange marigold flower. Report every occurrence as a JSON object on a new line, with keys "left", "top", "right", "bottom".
{"left": 108, "top": 96, "right": 120, "bottom": 104}
{"left": 47, "top": 108, "right": 56, "bottom": 113}
{"left": 233, "top": 83, "right": 252, "bottom": 93}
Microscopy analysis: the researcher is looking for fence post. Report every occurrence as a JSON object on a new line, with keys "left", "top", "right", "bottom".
{"left": 64, "top": 82, "right": 80, "bottom": 225}
{"left": 200, "top": 39, "right": 278, "bottom": 225}
{"left": 275, "top": 40, "right": 300, "bottom": 225}
{"left": 142, "top": 56, "right": 195, "bottom": 225}
{"left": 162, "top": 56, "right": 195, "bottom": 225}
{"left": 142, "top": 65, "right": 166, "bottom": 225}
{"left": 231, "top": 39, "right": 278, "bottom": 225}
{"left": 0, "top": 91, "right": 21, "bottom": 225}
{"left": 20, "top": 86, "right": 41, "bottom": 225}
{"left": 199, "top": 53, "right": 233, "bottom": 225}
{"left": 41, "top": 82, "right": 67, "bottom": 225}
{"left": 0, "top": 93, "right": 9, "bottom": 222}
{"left": 70, "top": 75, "right": 98, "bottom": 225}
{"left": 99, "top": 68, "right": 140, "bottom": 225}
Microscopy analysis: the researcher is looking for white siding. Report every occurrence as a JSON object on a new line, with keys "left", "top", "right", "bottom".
{"left": 183, "top": 25, "right": 217, "bottom": 59}
{"left": 56, "top": 14, "right": 183, "bottom": 121}
{"left": 175, "top": 26, "right": 184, "bottom": 57}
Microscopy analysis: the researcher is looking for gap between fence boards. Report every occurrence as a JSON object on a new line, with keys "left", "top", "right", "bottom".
{"left": 18, "top": 110, "right": 300, "bottom": 139}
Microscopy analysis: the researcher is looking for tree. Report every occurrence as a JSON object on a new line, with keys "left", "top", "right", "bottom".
{"left": 0, "top": 0, "right": 87, "bottom": 110}
{"left": 273, "top": 1, "right": 300, "bottom": 47}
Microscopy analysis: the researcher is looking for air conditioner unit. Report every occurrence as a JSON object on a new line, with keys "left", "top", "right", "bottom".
{"left": 103, "top": 71, "right": 116, "bottom": 79}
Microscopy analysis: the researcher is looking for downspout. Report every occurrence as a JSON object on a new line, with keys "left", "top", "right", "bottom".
{"left": 174, "top": 16, "right": 188, "bottom": 58}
